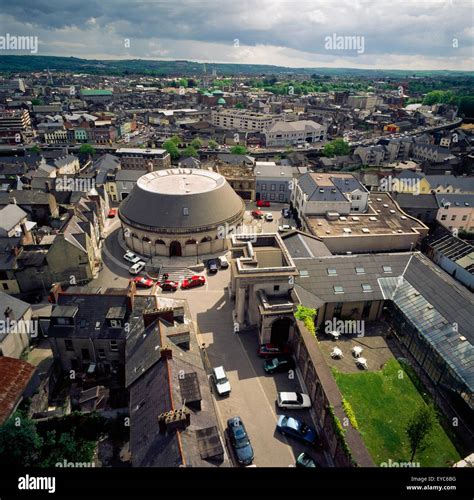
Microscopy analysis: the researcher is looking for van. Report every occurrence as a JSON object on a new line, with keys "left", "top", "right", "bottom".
{"left": 129, "top": 261, "right": 146, "bottom": 275}
{"left": 218, "top": 256, "right": 229, "bottom": 269}
{"left": 211, "top": 366, "right": 231, "bottom": 396}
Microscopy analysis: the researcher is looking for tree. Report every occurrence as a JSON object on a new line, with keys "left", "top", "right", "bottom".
{"left": 208, "top": 139, "right": 218, "bottom": 149}
{"left": 0, "top": 412, "right": 42, "bottom": 466}
{"left": 190, "top": 138, "right": 202, "bottom": 149}
{"left": 323, "top": 138, "right": 350, "bottom": 158}
{"left": 78, "top": 144, "right": 95, "bottom": 155}
{"left": 230, "top": 145, "right": 247, "bottom": 155}
{"left": 294, "top": 305, "right": 317, "bottom": 336}
{"left": 406, "top": 405, "right": 436, "bottom": 461}
{"left": 182, "top": 145, "right": 198, "bottom": 158}
{"left": 169, "top": 135, "right": 181, "bottom": 146}
{"left": 163, "top": 140, "right": 180, "bottom": 161}
{"left": 234, "top": 103, "right": 244, "bottom": 109}
{"left": 30, "top": 145, "right": 41, "bottom": 153}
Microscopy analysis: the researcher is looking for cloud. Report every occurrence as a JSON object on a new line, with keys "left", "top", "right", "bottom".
{"left": 1, "top": 0, "right": 473, "bottom": 69}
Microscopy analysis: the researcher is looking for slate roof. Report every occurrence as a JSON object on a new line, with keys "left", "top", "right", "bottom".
{"left": 0, "top": 190, "right": 53, "bottom": 206}
{"left": 427, "top": 175, "right": 474, "bottom": 192}
{"left": 0, "top": 204, "right": 27, "bottom": 232}
{"left": 281, "top": 231, "right": 332, "bottom": 259}
{"left": 0, "top": 357, "right": 36, "bottom": 425}
{"left": 0, "top": 291, "right": 31, "bottom": 342}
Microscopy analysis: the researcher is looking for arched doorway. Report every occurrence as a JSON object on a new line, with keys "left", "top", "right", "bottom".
{"left": 270, "top": 317, "right": 292, "bottom": 346}
{"left": 169, "top": 241, "right": 182, "bottom": 257}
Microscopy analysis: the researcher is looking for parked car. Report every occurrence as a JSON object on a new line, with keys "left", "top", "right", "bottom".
{"left": 265, "top": 213, "right": 273, "bottom": 222}
{"left": 257, "top": 200, "right": 270, "bottom": 207}
{"left": 263, "top": 356, "right": 295, "bottom": 374}
{"left": 227, "top": 416, "right": 254, "bottom": 466}
{"left": 218, "top": 255, "right": 229, "bottom": 269}
{"left": 207, "top": 259, "right": 218, "bottom": 274}
{"left": 129, "top": 261, "right": 146, "bottom": 275}
{"left": 211, "top": 366, "right": 231, "bottom": 396}
{"left": 124, "top": 251, "right": 141, "bottom": 264}
{"left": 276, "top": 415, "right": 318, "bottom": 446}
{"left": 158, "top": 280, "right": 179, "bottom": 292}
{"left": 278, "top": 224, "right": 291, "bottom": 232}
{"left": 107, "top": 208, "right": 117, "bottom": 218}
{"left": 251, "top": 209, "right": 264, "bottom": 219}
{"left": 295, "top": 452, "right": 318, "bottom": 468}
{"left": 181, "top": 275, "right": 206, "bottom": 289}
{"left": 258, "top": 343, "right": 291, "bottom": 358}
{"left": 277, "top": 392, "right": 312, "bottom": 409}
{"left": 282, "top": 208, "right": 291, "bottom": 218}
{"left": 131, "top": 276, "right": 154, "bottom": 288}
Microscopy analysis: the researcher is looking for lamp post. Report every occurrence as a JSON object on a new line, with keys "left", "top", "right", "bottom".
{"left": 196, "top": 241, "right": 199, "bottom": 264}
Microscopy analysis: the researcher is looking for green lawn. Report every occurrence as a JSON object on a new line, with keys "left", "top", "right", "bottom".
{"left": 333, "top": 359, "right": 461, "bottom": 467}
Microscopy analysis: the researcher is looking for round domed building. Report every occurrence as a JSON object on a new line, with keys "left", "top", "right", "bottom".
{"left": 118, "top": 168, "right": 245, "bottom": 257}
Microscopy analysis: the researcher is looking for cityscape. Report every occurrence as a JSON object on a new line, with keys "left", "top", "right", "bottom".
{"left": 0, "top": 0, "right": 473, "bottom": 497}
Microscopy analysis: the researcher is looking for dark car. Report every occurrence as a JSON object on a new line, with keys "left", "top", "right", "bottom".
{"left": 276, "top": 415, "right": 318, "bottom": 446}
{"left": 227, "top": 416, "right": 254, "bottom": 466}
{"left": 263, "top": 355, "right": 295, "bottom": 374}
{"left": 296, "top": 452, "right": 318, "bottom": 468}
{"left": 282, "top": 208, "right": 291, "bottom": 218}
{"left": 207, "top": 259, "right": 218, "bottom": 274}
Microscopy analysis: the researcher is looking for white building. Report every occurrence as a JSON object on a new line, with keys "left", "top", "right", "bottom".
{"left": 265, "top": 120, "right": 326, "bottom": 147}
{"left": 211, "top": 109, "right": 280, "bottom": 132}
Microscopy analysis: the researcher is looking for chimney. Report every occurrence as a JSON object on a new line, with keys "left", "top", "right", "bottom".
{"left": 9, "top": 197, "right": 17, "bottom": 205}
{"left": 126, "top": 281, "right": 136, "bottom": 311}
{"left": 44, "top": 181, "right": 51, "bottom": 193}
{"left": 4, "top": 307, "right": 13, "bottom": 320}
{"left": 158, "top": 408, "right": 190, "bottom": 434}
{"left": 48, "top": 282, "right": 63, "bottom": 304}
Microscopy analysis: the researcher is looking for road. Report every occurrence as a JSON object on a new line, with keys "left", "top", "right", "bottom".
{"left": 90, "top": 208, "right": 325, "bottom": 467}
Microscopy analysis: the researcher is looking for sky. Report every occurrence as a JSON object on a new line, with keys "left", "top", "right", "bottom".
{"left": 1, "top": 0, "right": 473, "bottom": 70}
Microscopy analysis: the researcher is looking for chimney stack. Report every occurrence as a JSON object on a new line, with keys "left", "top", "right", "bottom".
{"left": 158, "top": 407, "right": 190, "bottom": 434}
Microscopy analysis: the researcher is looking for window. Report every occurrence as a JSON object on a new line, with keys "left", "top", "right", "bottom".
{"left": 462, "top": 215, "right": 468, "bottom": 221}
{"left": 2, "top": 283, "right": 8, "bottom": 290}
{"left": 362, "top": 283, "right": 372, "bottom": 292}
{"left": 327, "top": 268, "right": 337, "bottom": 276}
{"left": 81, "top": 348, "right": 90, "bottom": 361}
{"left": 270, "top": 193, "right": 275, "bottom": 200}
{"left": 271, "top": 184, "right": 276, "bottom": 191}
{"left": 261, "top": 184, "right": 267, "bottom": 191}
{"left": 279, "top": 184, "right": 285, "bottom": 191}
{"left": 183, "top": 207, "right": 189, "bottom": 216}
{"left": 273, "top": 285, "right": 280, "bottom": 292}
{"left": 334, "top": 285, "right": 344, "bottom": 294}
{"left": 355, "top": 266, "right": 365, "bottom": 274}
{"left": 56, "top": 317, "right": 70, "bottom": 326}
{"left": 451, "top": 215, "right": 456, "bottom": 221}
{"left": 382, "top": 265, "right": 392, "bottom": 273}
{"left": 110, "top": 340, "right": 119, "bottom": 352}
{"left": 98, "top": 349, "right": 106, "bottom": 359}
{"left": 65, "top": 339, "right": 74, "bottom": 352}
{"left": 333, "top": 302, "right": 343, "bottom": 316}
{"left": 441, "top": 215, "right": 447, "bottom": 221}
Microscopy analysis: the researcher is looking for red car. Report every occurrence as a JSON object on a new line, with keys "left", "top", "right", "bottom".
{"left": 181, "top": 275, "right": 206, "bottom": 289}
{"left": 159, "top": 280, "right": 179, "bottom": 292}
{"left": 258, "top": 343, "right": 291, "bottom": 358}
{"left": 257, "top": 200, "right": 270, "bottom": 207}
{"left": 251, "top": 209, "right": 264, "bottom": 219}
{"left": 107, "top": 208, "right": 117, "bottom": 218}
{"left": 131, "top": 276, "right": 154, "bottom": 288}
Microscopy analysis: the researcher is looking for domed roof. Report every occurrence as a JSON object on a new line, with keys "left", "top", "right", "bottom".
{"left": 119, "top": 168, "right": 245, "bottom": 231}
{"left": 217, "top": 98, "right": 226, "bottom": 105}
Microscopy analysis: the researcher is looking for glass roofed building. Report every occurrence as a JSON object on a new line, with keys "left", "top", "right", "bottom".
{"left": 379, "top": 254, "right": 474, "bottom": 412}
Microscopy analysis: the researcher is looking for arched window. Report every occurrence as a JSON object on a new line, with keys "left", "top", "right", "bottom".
{"left": 201, "top": 236, "right": 212, "bottom": 242}
{"left": 142, "top": 236, "right": 151, "bottom": 243}
{"left": 155, "top": 239, "right": 165, "bottom": 245}
{"left": 185, "top": 238, "right": 197, "bottom": 245}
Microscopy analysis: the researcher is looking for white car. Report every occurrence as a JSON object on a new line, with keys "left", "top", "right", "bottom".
{"left": 278, "top": 225, "right": 292, "bottom": 232}
{"left": 277, "top": 392, "right": 312, "bottom": 409}
{"left": 211, "top": 366, "right": 231, "bottom": 396}
{"left": 129, "top": 261, "right": 146, "bottom": 275}
{"left": 218, "top": 255, "right": 229, "bottom": 269}
{"left": 265, "top": 213, "right": 273, "bottom": 222}
{"left": 124, "top": 251, "right": 141, "bottom": 264}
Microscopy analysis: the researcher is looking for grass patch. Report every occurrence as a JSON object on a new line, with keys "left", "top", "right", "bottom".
{"left": 333, "top": 359, "right": 460, "bottom": 467}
